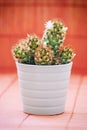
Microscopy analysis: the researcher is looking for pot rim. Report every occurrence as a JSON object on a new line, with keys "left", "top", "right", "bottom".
{"left": 16, "top": 61, "right": 72, "bottom": 67}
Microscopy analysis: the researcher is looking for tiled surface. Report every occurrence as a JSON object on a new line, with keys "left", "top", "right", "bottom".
{"left": 0, "top": 73, "right": 87, "bottom": 130}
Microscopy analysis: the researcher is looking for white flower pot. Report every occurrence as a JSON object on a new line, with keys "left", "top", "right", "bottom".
{"left": 16, "top": 62, "right": 72, "bottom": 115}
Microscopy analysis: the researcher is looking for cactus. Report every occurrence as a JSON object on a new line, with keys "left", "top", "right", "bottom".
{"left": 26, "top": 34, "right": 40, "bottom": 55}
{"left": 12, "top": 35, "right": 40, "bottom": 64}
{"left": 52, "top": 57, "right": 61, "bottom": 65}
{"left": 12, "top": 39, "right": 30, "bottom": 63}
{"left": 34, "top": 43, "right": 53, "bottom": 65}
{"left": 42, "top": 20, "right": 68, "bottom": 56}
{"left": 26, "top": 34, "right": 40, "bottom": 64}
{"left": 12, "top": 19, "right": 75, "bottom": 65}
{"left": 58, "top": 46, "right": 75, "bottom": 64}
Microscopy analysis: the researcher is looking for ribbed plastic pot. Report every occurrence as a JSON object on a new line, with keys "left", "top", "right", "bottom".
{"left": 16, "top": 62, "right": 72, "bottom": 115}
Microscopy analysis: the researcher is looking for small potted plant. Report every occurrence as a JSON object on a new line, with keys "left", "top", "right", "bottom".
{"left": 12, "top": 19, "right": 75, "bottom": 115}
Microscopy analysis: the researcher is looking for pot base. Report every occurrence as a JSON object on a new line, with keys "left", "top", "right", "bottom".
{"left": 23, "top": 105, "right": 65, "bottom": 115}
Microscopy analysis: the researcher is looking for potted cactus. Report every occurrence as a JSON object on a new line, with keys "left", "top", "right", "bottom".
{"left": 12, "top": 19, "right": 75, "bottom": 115}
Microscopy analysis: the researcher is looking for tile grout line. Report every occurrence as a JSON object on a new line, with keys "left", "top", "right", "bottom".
{"left": 16, "top": 114, "right": 29, "bottom": 129}
{"left": 0, "top": 75, "right": 17, "bottom": 98}
{"left": 65, "top": 75, "right": 83, "bottom": 130}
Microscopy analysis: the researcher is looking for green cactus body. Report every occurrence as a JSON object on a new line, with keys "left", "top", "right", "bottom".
{"left": 59, "top": 47, "right": 75, "bottom": 64}
{"left": 26, "top": 35, "right": 40, "bottom": 55}
{"left": 43, "top": 20, "right": 68, "bottom": 56}
{"left": 12, "top": 35, "right": 40, "bottom": 64}
{"left": 12, "top": 19, "right": 75, "bottom": 65}
{"left": 12, "top": 40, "right": 30, "bottom": 63}
{"left": 34, "top": 43, "right": 53, "bottom": 65}
{"left": 26, "top": 35, "right": 40, "bottom": 64}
